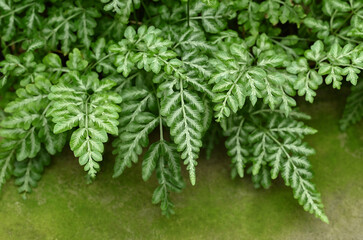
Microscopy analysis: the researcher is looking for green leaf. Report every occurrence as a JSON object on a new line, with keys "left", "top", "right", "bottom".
{"left": 161, "top": 88, "right": 204, "bottom": 185}
{"left": 303, "top": 18, "right": 329, "bottom": 38}
{"left": 340, "top": 81, "right": 363, "bottom": 130}
{"left": 38, "top": 118, "right": 67, "bottom": 155}
{"left": 224, "top": 117, "right": 248, "bottom": 178}
{"left": 201, "top": 3, "right": 229, "bottom": 33}
{"left": 305, "top": 41, "right": 325, "bottom": 62}
{"left": 101, "top": 0, "right": 140, "bottom": 23}
{"left": 43, "top": 53, "right": 62, "bottom": 68}
{"left": 287, "top": 58, "right": 309, "bottom": 74}
{"left": 152, "top": 185, "right": 164, "bottom": 204}
{"left": 342, "top": 67, "right": 360, "bottom": 85}
{"left": 16, "top": 128, "right": 41, "bottom": 161}
{"left": 49, "top": 67, "right": 121, "bottom": 177}
{"left": 124, "top": 26, "right": 137, "bottom": 41}
{"left": 66, "top": 49, "right": 88, "bottom": 71}
{"left": 223, "top": 105, "right": 326, "bottom": 222}
{"left": 13, "top": 150, "right": 50, "bottom": 198}
{"left": 142, "top": 142, "right": 161, "bottom": 181}
{"left": 77, "top": 9, "right": 100, "bottom": 48}
{"left": 113, "top": 112, "right": 159, "bottom": 178}
{"left": 331, "top": 0, "right": 351, "bottom": 12}
{"left": 294, "top": 70, "right": 323, "bottom": 103}
{"left": 321, "top": 65, "right": 343, "bottom": 89}
{"left": 0, "top": 142, "right": 16, "bottom": 191}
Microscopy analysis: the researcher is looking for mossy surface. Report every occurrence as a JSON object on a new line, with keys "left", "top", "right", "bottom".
{"left": 0, "top": 89, "right": 362, "bottom": 240}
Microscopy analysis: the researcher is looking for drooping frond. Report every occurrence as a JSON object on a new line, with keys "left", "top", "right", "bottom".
{"left": 112, "top": 88, "right": 184, "bottom": 214}
{"left": 49, "top": 49, "right": 122, "bottom": 177}
{"left": 340, "top": 80, "right": 363, "bottom": 130}
{"left": 222, "top": 104, "right": 328, "bottom": 223}
{"left": 112, "top": 85, "right": 158, "bottom": 177}
{"left": 0, "top": 69, "right": 65, "bottom": 192}
{"left": 13, "top": 150, "right": 50, "bottom": 198}
{"left": 142, "top": 140, "right": 184, "bottom": 216}
{"left": 160, "top": 83, "right": 204, "bottom": 186}
{"left": 221, "top": 115, "right": 248, "bottom": 178}
{"left": 113, "top": 112, "right": 158, "bottom": 177}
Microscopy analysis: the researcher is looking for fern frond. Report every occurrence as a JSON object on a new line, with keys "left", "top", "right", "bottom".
{"left": 43, "top": 4, "right": 102, "bottom": 53}
{"left": 287, "top": 41, "right": 362, "bottom": 99}
{"left": 249, "top": 165, "right": 272, "bottom": 189}
{"left": 203, "top": 122, "right": 221, "bottom": 160}
{"left": 199, "top": 2, "right": 231, "bottom": 33}
{"left": 340, "top": 80, "right": 363, "bottom": 130}
{"left": 211, "top": 36, "right": 295, "bottom": 121}
{"left": 0, "top": 1, "right": 44, "bottom": 42}
{"left": 109, "top": 25, "right": 175, "bottom": 77}
{"left": 222, "top": 116, "right": 248, "bottom": 178}
{"left": 13, "top": 150, "right": 50, "bottom": 198}
{"left": 0, "top": 74, "right": 65, "bottom": 158}
{"left": 101, "top": 0, "right": 140, "bottom": 23}
{"left": 49, "top": 49, "right": 122, "bottom": 177}
{"left": 112, "top": 85, "right": 158, "bottom": 177}
{"left": 77, "top": 8, "right": 100, "bottom": 48}
{"left": 142, "top": 140, "right": 184, "bottom": 216}
{"left": 0, "top": 52, "right": 47, "bottom": 91}
{"left": 0, "top": 61, "right": 67, "bottom": 191}
{"left": 117, "top": 87, "right": 154, "bottom": 132}
{"left": 174, "top": 29, "right": 214, "bottom": 51}
{"left": 160, "top": 84, "right": 204, "bottom": 185}
{"left": 0, "top": 141, "right": 16, "bottom": 191}
{"left": 222, "top": 104, "right": 328, "bottom": 222}
{"left": 88, "top": 38, "right": 116, "bottom": 74}
{"left": 113, "top": 112, "right": 159, "bottom": 177}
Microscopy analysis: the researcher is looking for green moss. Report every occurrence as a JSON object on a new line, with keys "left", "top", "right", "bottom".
{"left": 0, "top": 89, "right": 362, "bottom": 239}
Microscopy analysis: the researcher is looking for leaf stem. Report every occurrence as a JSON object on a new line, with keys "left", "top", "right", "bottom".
{"left": 45, "top": 10, "right": 83, "bottom": 40}
{"left": 270, "top": 38, "right": 298, "bottom": 58}
{"left": 153, "top": 84, "right": 164, "bottom": 141}
{"left": 0, "top": 3, "right": 35, "bottom": 20}
{"left": 187, "top": 0, "right": 190, "bottom": 27}
{"left": 87, "top": 53, "right": 116, "bottom": 72}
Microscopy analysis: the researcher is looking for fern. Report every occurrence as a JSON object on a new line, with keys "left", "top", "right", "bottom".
{"left": 287, "top": 41, "right": 362, "bottom": 99}
{"left": 142, "top": 134, "right": 184, "bottom": 216}
{"left": 48, "top": 49, "right": 122, "bottom": 177}
{"left": 112, "top": 83, "right": 184, "bottom": 213}
{"left": 211, "top": 34, "right": 296, "bottom": 120}
{"left": 340, "top": 80, "right": 363, "bottom": 130}
{"left": 222, "top": 104, "right": 328, "bottom": 223}
{"left": 101, "top": 0, "right": 140, "bottom": 24}
{"left": 13, "top": 149, "right": 50, "bottom": 198}
{"left": 0, "top": 70, "right": 66, "bottom": 192}
{"left": 1, "top": 0, "right": 362, "bottom": 222}
{"left": 203, "top": 122, "right": 222, "bottom": 160}
{"left": 160, "top": 82, "right": 204, "bottom": 185}
{"left": 113, "top": 111, "right": 159, "bottom": 177}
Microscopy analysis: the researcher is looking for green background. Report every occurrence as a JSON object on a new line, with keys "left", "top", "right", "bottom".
{"left": 0, "top": 88, "right": 362, "bottom": 240}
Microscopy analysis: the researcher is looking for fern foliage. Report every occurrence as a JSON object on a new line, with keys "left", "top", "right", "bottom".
{"left": 340, "top": 81, "right": 363, "bottom": 130}
{"left": 221, "top": 104, "right": 328, "bottom": 223}
{"left": 0, "top": 66, "right": 66, "bottom": 195}
{"left": 0, "top": 0, "right": 362, "bottom": 222}
{"left": 48, "top": 49, "right": 122, "bottom": 177}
